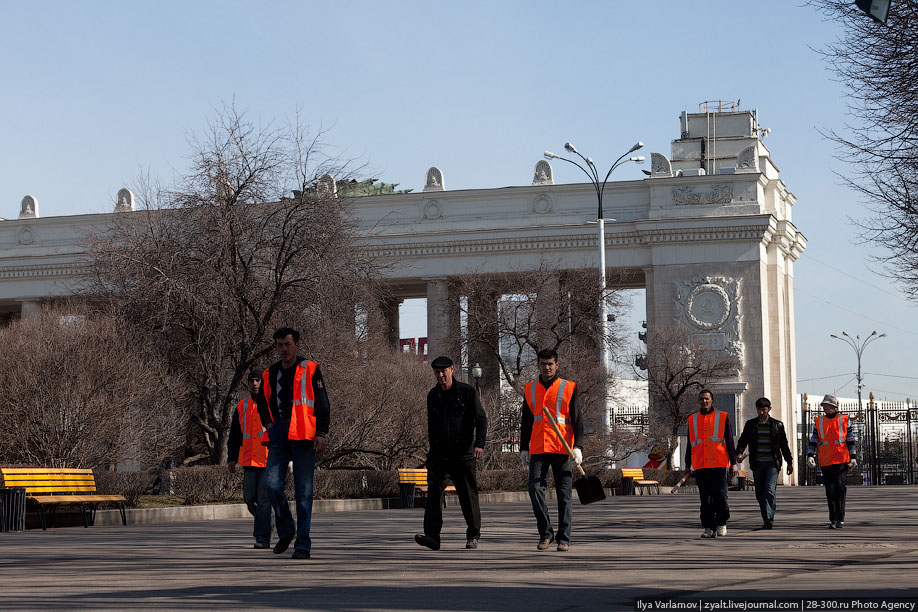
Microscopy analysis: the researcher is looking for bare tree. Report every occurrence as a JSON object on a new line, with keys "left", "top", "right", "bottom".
{"left": 85, "top": 103, "right": 383, "bottom": 464}
{"left": 454, "top": 263, "right": 640, "bottom": 467}
{"left": 0, "top": 304, "right": 185, "bottom": 469}
{"left": 314, "top": 330, "right": 431, "bottom": 470}
{"left": 638, "top": 322, "right": 741, "bottom": 468}
{"left": 811, "top": 0, "right": 918, "bottom": 298}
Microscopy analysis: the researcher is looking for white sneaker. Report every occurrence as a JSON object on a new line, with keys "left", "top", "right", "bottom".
{"left": 701, "top": 528, "right": 715, "bottom": 539}
{"left": 716, "top": 525, "right": 727, "bottom": 537}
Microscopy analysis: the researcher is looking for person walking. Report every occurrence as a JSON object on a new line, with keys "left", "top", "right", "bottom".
{"left": 685, "top": 389, "right": 738, "bottom": 539}
{"left": 736, "top": 396, "right": 794, "bottom": 529}
{"left": 227, "top": 369, "right": 280, "bottom": 549}
{"left": 807, "top": 394, "right": 856, "bottom": 529}
{"left": 414, "top": 356, "right": 487, "bottom": 551}
{"left": 520, "top": 348, "right": 583, "bottom": 552}
{"left": 256, "top": 327, "right": 330, "bottom": 559}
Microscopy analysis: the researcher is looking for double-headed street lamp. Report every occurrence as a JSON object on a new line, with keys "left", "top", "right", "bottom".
{"left": 544, "top": 142, "right": 645, "bottom": 427}
{"left": 829, "top": 330, "right": 887, "bottom": 484}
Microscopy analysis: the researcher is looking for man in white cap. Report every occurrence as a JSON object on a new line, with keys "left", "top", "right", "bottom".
{"left": 806, "top": 394, "right": 857, "bottom": 529}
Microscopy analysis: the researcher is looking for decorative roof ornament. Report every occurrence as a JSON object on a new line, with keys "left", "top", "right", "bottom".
{"left": 424, "top": 167, "right": 445, "bottom": 192}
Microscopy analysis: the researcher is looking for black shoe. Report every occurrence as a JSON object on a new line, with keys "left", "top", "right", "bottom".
{"left": 291, "top": 549, "right": 310, "bottom": 559}
{"left": 835, "top": 521, "right": 844, "bottom": 529}
{"left": 414, "top": 533, "right": 440, "bottom": 551}
{"left": 274, "top": 534, "right": 294, "bottom": 554}
{"left": 828, "top": 522, "right": 837, "bottom": 529}
{"left": 253, "top": 542, "right": 271, "bottom": 549}
{"left": 465, "top": 538, "right": 479, "bottom": 549}
{"left": 764, "top": 520, "right": 773, "bottom": 530}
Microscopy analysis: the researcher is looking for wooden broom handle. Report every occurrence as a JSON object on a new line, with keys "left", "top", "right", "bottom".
{"left": 541, "top": 406, "right": 586, "bottom": 477}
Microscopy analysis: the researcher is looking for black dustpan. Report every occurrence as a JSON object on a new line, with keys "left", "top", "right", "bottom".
{"left": 541, "top": 407, "right": 606, "bottom": 505}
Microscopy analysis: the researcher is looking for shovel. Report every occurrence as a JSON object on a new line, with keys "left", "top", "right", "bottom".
{"left": 670, "top": 471, "right": 692, "bottom": 494}
{"left": 541, "top": 406, "right": 606, "bottom": 505}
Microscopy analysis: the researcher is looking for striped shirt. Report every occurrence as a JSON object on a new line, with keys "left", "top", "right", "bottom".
{"left": 755, "top": 421, "right": 774, "bottom": 463}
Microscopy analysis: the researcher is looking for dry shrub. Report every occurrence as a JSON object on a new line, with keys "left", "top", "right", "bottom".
{"left": 171, "top": 465, "right": 240, "bottom": 505}
{"left": 94, "top": 470, "right": 155, "bottom": 507}
{"left": 476, "top": 469, "right": 528, "bottom": 493}
{"left": 0, "top": 303, "right": 185, "bottom": 469}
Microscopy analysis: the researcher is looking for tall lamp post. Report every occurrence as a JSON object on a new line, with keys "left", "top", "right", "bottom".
{"left": 544, "top": 142, "right": 644, "bottom": 428}
{"left": 830, "top": 330, "right": 887, "bottom": 484}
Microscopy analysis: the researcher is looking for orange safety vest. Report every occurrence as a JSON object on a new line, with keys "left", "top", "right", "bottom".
{"left": 524, "top": 377, "right": 576, "bottom": 454}
{"left": 688, "top": 410, "right": 730, "bottom": 469}
{"left": 816, "top": 413, "right": 850, "bottom": 467}
{"left": 263, "top": 359, "right": 319, "bottom": 441}
{"left": 236, "top": 397, "right": 269, "bottom": 468}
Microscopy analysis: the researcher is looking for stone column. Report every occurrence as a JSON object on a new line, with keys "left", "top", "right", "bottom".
{"left": 380, "top": 296, "right": 403, "bottom": 349}
{"left": 18, "top": 300, "right": 40, "bottom": 319}
{"left": 533, "top": 272, "right": 562, "bottom": 353}
{"left": 467, "top": 288, "right": 500, "bottom": 394}
{"left": 426, "top": 278, "right": 460, "bottom": 363}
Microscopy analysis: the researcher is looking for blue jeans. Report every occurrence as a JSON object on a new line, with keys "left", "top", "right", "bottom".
{"left": 752, "top": 460, "right": 779, "bottom": 523}
{"left": 695, "top": 467, "right": 729, "bottom": 529}
{"left": 528, "top": 453, "right": 573, "bottom": 544}
{"left": 265, "top": 425, "right": 315, "bottom": 552}
{"left": 242, "top": 466, "right": 272, "bottom": 545}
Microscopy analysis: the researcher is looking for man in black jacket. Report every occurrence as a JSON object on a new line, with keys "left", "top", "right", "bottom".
{"left": 736, "top": 396, "right": 794, "bottom": 529}
{"left": 415, "top": 356, "right": 487, "bottom": 551}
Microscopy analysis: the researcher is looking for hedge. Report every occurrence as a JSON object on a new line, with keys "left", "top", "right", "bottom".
{"left": 90, "top": 466, "right": 694, "bottom": 507}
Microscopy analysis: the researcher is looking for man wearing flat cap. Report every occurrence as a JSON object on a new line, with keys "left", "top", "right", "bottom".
{"left": 415, "top": 356, "right": 488, "bottom": 551}
{"left": 807, "top": 394, "right": 857, "bottom": 529}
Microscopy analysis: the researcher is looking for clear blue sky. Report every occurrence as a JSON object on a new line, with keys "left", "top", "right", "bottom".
{"left": 2, "top": 1, "right": 915, "bottom": 400}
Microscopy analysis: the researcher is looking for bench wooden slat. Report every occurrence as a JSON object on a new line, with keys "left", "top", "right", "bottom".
{"left": 32, "top": 495, "right": 126, "bottom": 504}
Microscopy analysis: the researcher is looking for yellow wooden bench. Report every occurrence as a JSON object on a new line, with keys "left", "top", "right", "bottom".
{"left": 621, "top": 468, "right": 661, "bottom": 495}
{"left": 0, "top": 467, "right": 127, "bottom": 530}
{"left": 397, "top": 468, "right": 456, "bottom": 508}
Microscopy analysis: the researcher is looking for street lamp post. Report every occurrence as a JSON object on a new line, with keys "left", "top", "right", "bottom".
{"left": 471, "top": 362, "right": 483, "bottom": 395}
{"left": 829, "top": 330, "right": 887, "bottom": 484}
{"left": 544, "top": 142, "right": 645, "bottom": 429}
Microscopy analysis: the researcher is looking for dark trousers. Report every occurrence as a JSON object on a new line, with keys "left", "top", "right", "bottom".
{"left": 695, "top": 467, "right": 730, "bottom": 529}
{"left": 821, "top": 462, "right": 848, "bottom": 523}
{"left": 423, "top": 456, "right": 481, "bottom": 541}
{"left": 242, "top": 466, "right": 272, "bottom": 545}
{"left": 528, "top": 453, "right": 573, "bottom": 544}
{"left": 751, "top": 460, "right": 779, "bottom": 522}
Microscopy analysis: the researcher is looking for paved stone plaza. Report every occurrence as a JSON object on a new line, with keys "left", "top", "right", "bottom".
{"left": 1, "top": 486, "right": 916, "bottom": 611}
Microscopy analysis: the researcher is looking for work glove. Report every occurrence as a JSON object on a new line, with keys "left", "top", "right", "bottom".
{"left": 520, "top": 451, "right": 530, "bottom": 465}
{"left": 806, "top": 456, "right": 817, "bottom": 469}
{"left": 848, "top": 458, "right": 857, "bottom": 469}
{"left": 572, "top": 447, "right": 583, "bottom": 466}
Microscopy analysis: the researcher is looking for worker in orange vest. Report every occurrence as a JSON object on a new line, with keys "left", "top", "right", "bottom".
{"left": 520, "top": 348, "right": 583, "bottom": 552}
{"left": 685, "top": 389, "right": 738, "bottom": 539}
{"left": 227, "top": 369, "right": 278, "bottom": 549}
{"left": 806, "top": 394, "right": 856, "bottom": 529}
{"left": 256, "top": 327, "right": 330, "bottom": 560}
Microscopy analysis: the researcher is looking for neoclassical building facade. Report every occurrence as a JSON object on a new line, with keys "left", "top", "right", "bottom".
{"left": 1, "top": 107, "right": 805, "bottom": 473}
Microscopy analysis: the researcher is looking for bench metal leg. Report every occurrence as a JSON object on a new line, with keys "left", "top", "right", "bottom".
{"left": 78, "top": 504, "right": 91, "bottom": 528}
{"left": 117, "top": 502, "right": 127, "bottom": 526}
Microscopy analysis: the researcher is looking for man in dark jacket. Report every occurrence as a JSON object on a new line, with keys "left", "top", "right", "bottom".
{"left": 415, "top": 355, "right": 487, "bottom": 551}
{"left": 736, "top": 396, "right": 794, "bottom": 529}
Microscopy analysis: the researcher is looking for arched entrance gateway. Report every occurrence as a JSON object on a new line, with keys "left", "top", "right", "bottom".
{"left": 0, "top": 105, "right": 804, "bottom": 480}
